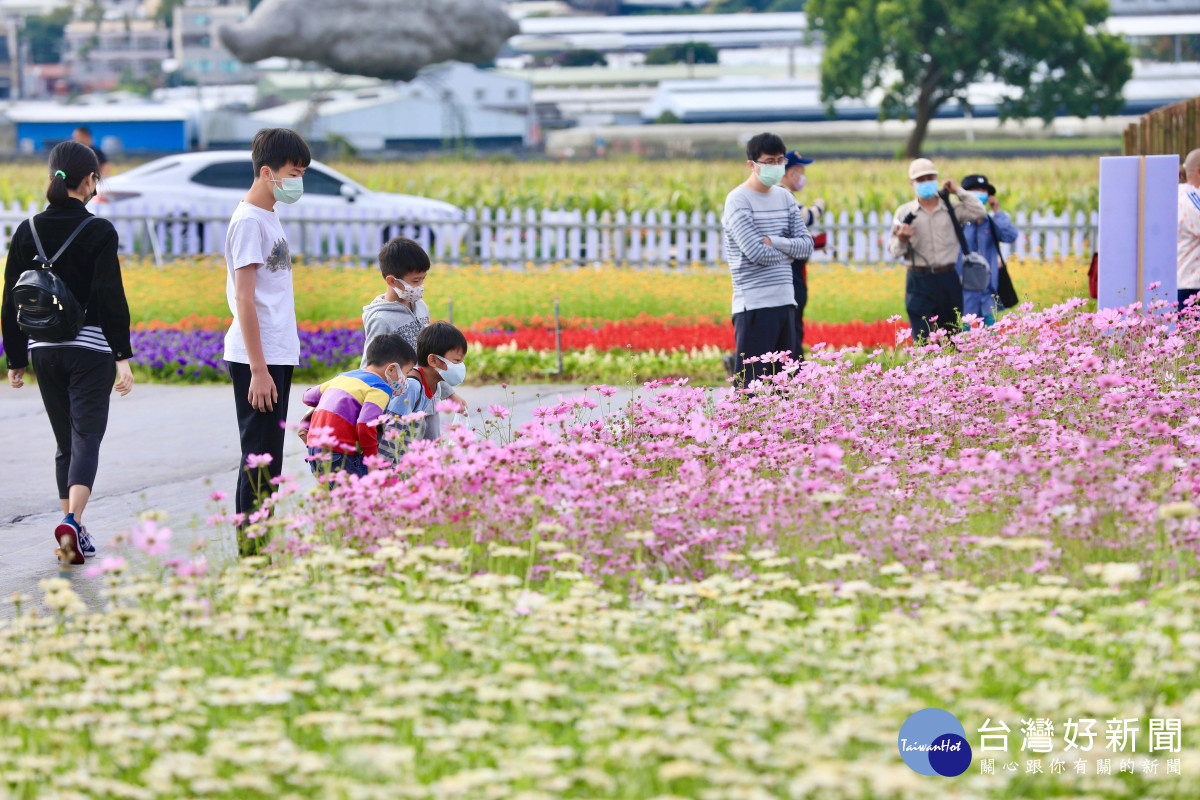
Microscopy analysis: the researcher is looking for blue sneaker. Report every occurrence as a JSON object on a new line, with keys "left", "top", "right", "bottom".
{"left": 78, "top": 526, "right": 96, "bottom": 559}
{"left": 54, "top": 515, "right": 85, "bottom": 565}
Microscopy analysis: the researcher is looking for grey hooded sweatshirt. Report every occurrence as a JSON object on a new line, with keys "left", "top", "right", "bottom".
{"left": 361, "top": 294, "right": 430, "bottom": 362}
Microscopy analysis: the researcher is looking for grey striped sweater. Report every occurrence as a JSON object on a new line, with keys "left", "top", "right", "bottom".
{"left": 721, "top": 184, "right": 813, "bottom": 314}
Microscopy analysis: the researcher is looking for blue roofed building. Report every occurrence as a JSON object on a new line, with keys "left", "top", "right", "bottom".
{"left": 6, "top": 103, "right": 191, "bottom": 155}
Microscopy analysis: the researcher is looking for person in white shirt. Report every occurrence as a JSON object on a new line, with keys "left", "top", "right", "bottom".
{"left": 1178, "top": 148, "right": 1200, "bottom": 310}
{"left": 223, "top": 127, "right": 310, "bottom": 555}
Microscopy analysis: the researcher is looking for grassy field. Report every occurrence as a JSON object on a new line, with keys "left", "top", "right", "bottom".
{"left": 0, "top": 155, "right": 1101, "bottom": 215}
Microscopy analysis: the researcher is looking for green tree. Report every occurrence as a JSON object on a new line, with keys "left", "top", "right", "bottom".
{"left": 155, "top": 0, "right": 187, "bottom": 32}
{"left": 644, "top": 42, "right": 718, "bottom": 66}
{"left": 807, "top": 0, "right": 1132, "bottom": 158}
{"left": 22, "top": 7, "right": 72, "bottom": 63}
{"left": 558, "top": 49, "right": 607, "bottom": 68}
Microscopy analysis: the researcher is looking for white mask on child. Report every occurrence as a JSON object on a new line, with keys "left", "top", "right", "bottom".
{"left": 434, "top": 356, "right": 466, "bottom": 387}
{"left": 395, "top": 278, "right": 424, "bottom": 305}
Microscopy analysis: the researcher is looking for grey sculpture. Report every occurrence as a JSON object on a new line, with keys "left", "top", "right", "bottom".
{"left": 219, "top": 0, "right": 520, "bottom": 81}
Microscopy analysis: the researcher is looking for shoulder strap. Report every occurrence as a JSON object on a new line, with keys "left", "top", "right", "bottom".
{"left": 29, "top": 215, "right": 98, "bottom": 268}
{"left": 939, "top": 191, "right": 971, "bottom": 255}
{"left": 987, "top": 216, "right": 1007, "bottom": 270}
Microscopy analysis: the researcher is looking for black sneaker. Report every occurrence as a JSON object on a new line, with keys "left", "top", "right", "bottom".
{"left": 722, "top": 353, "right": 737, "bottom": 377}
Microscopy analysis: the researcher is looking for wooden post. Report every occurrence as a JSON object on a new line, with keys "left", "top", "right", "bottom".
{"left": 554, "top": 298, "right": 563, "bottom": 376}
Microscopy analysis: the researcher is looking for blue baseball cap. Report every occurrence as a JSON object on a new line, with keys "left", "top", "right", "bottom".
{"left": 785, "top": 151, "right": 814, "bottom": 168}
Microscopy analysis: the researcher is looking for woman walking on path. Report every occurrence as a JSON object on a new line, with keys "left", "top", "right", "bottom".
{"left": 2, "top": 141, "right": 135, "bottom": 565}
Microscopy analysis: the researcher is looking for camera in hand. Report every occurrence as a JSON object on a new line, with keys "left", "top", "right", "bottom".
{"left": 901, "top": 211, "right": 917, "bottom": 225}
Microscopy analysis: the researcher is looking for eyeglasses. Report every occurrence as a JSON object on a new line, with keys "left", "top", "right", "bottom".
{"left": 755, "top": 158, "right": 787, "bottom": 166}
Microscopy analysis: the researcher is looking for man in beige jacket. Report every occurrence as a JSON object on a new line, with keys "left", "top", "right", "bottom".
{"left": 889, "top": 158, "right": 987, "bottom": 342}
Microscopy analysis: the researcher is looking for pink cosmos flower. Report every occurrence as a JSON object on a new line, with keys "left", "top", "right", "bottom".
{"left": 245, "top": 453, "right": 273, "bottom": 469}
{"left": 131, "top": 521, "right": 171, "bottom": 558}
{"left": 488, "top": 404, "right": 511, "bottom": 420}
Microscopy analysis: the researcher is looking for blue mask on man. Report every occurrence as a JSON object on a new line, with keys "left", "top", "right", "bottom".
{"left": 914, "top": 180, "right": 938, "bottom": 200}
{"left": 974, "top": 192, "right": 989, "bottom": 205}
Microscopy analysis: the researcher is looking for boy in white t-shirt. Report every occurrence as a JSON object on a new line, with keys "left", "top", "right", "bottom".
{"left": 223, "top": 127, "right": 311, "bottom": 555}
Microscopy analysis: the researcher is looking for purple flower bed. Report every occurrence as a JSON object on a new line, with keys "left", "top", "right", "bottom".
{"left": 2, "top": 328, "right": 367, "bottom": 380}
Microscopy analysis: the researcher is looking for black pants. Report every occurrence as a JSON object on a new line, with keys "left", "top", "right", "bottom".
{"left": 31, "top": 347, "right": 115, "bottom": 499}
{"left": 732, "top": 304, "right": 797, "bottom": 385}
{"left": 792, "top": 258, "right": 808, "bottom": 361}
{"left": 228, "top": 361, "right": 293, "bottom": 519}
{"left": 905, "top": 269, "right": 962, "bottom": 343}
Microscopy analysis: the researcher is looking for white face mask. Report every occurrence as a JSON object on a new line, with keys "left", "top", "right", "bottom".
{"left": 394, "top": 278, "right": 424, "bottom": 304}
{"left": 269, "top": 170, "right": 304, "bottom": 204}
{"left": 434, "top": 355, "right": 466, "bottom": 387}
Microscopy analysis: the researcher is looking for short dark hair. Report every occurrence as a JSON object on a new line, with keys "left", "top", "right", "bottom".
{"left": 364, "top": 333, "right": 417, "bottom": 368}
{"left": 379, "top": 237, "right": 431, "bottom": 280}
{"left": 417, "top": 321, "right": 468, "bottom": 366}
{"left": 251, "top": 128, "right": 311, "bottom": 177}
{"left": 746, "top": 133, "right": 786, "bottom": 162}
{"left": 46, "top": 141, "right": 100, "bottom": 207}
{"left": 74, "top": 125, "right": 91, "bottom": 137}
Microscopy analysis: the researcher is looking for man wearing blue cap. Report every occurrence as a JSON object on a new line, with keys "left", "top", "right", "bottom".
{"left": 779, "top": 151, "right": 826, "bottom": 360}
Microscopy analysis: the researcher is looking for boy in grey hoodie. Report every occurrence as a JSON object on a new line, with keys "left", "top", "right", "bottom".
{"left": 362, "top": 236, "right": 463, "bottom": 432}
{"left": 362, "top": 237, "right": 431, "bottom": 356}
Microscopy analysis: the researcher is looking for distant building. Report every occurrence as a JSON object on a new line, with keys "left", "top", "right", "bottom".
{"left": 0, "top": 20, "right": 18, "bottom": 100}
{"left": 0, "top": 0, "right": 72, "bottom": 15}
{"left": 173, "top": 1, "right": 258, "bottom": 85}
{"left": 247, "top": 66, "right": 532, "bottom": 154}
{"left": 407, "top": 62, "right": 532, "bottom": 115}
{"left": 1110, "top": 0, "right": 1200, "bottom": 13}
{"left": 62, "top": 19, "right": 171, "bottom": 92}
{"left": 8, "top": 102, "right": 190, "bottom": 154}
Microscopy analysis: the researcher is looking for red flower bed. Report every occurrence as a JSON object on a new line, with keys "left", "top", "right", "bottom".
{"left": 465, "top": 316, "right": 905, "bottom": 351}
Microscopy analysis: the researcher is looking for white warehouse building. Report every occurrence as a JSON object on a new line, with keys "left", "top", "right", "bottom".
{"left": 249, "top": 63, "right": 533, "bottom": 152}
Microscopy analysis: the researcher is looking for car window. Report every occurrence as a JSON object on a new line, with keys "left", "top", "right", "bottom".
{"left": 191, "top": 161, "right": 254, "bottom": 190}
{"left": 303, "top": 167, "right": 343, "bottom": 196}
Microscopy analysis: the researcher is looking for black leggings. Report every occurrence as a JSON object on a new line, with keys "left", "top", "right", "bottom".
{"left": 31, "top": 347, "right": 115, "bottom": 499}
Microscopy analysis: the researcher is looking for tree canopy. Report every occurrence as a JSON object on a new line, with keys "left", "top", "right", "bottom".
{"left": 806, "top": 0, "right": 1133, "bottom": 158}
{"left": 644, "top": 41, "right": 719, "bottom": 66}
{"left": 23, "top": 7, "right": 73, "bottom": 64}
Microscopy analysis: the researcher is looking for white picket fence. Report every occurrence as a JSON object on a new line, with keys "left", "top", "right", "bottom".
{"left": 0, "top": 199, "right": 1099, "bottom": 266}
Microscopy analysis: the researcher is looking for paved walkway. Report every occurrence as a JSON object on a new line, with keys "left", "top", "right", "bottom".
{"left": 0, "top": 382, "right": 630, "bottom": 619}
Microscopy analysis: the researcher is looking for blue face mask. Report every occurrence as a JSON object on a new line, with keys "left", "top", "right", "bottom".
{"left": 914, "top": 180, "right": 939, "bottom": 200}
{"left": 974, "top": 192, "right": 989, "bottom": 205}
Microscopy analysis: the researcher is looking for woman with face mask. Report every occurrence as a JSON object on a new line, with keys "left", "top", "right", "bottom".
{"left": 2, "top": 141, "right": 134, "bottom": 565}
{"left": 887, "top": 158, "right": 987, "bottom": 343}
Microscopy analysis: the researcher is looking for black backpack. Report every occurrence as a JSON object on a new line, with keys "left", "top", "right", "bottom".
{"left": 13, "top": 216, "right": 97, "bottom": 342}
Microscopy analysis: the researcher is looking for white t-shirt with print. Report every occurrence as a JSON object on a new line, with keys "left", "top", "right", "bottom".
{"left": 223, "top": 201, "right": 300, "bottom": 366}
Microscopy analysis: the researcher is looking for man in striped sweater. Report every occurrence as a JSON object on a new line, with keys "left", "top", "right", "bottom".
{"left": 721, "top": 133, "right": 814, "bottom": 385}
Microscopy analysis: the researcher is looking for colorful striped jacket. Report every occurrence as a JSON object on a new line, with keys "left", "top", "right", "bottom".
{"left": 301, "top": 369, "right": 392, "bottom": 457}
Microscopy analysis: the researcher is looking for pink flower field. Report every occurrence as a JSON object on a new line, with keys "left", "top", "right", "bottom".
{"left": 238, "top": 297, "right": 1200, "bottom": 589}
{"left": 8, "top": 296, "right": 1200, "bottom": 800}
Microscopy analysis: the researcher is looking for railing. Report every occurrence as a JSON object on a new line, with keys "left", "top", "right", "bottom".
{"left": 0, "top": 200, "right": 1099, "bottom": 266}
